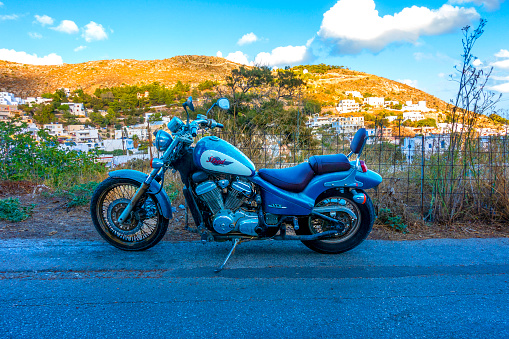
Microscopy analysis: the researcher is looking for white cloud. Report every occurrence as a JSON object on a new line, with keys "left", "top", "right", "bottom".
{"left": 491, "top": 59, "right": 509, "bottom": 70}
{"left": 82, "top": 21, "right": 108, "bottom": 42}
{"left": 0, "top": 2, "right": 4, "bottom": 7}
{"left": 51, "top": 20, "right": 79, "bottom": 34}
{"left": 318, "top": 0, "right": 479, "bottom": 55}
{"left": 28, "top": 32, "right": 43, "bottom": 39}
{"left": 448, "top": 0, "right": 505, "bottom": 12}
{"left": 492, "top": 75, "right": 509, "bottom": 81}
{"left": 74, "top": 45, "right": 87, "bottom": 52}
{"left": 216, "top": 51, "right": 223, "bottom": 58}
{"left": 1, "top": 14, "right": 18, "bottom": 21}
{"left": 399, "top": 79, "right": 419, "bottom": 88}
{"left": 34, "top": 14, "right": 54, "bottom": 26}
{"left": 489, "top": 82, "right": 509, "bottom": 93}
{"left": 495, "top": 49, "right": 509, "bottom": 58}
{"left": 438, "top": 72, "right": 446, "bottom": 78}
{"left": 238, "top": 32, "right": 258, "bottom": 46}
{"left": 225, "top": 51, "right": 252, "bottom": 65}
{"left": 254, "top": 45, "right": 311, "bottom": 67}
{"left": 472, "top": 59, "right": 483, "bottom": 67}
{"left": 0, "top": 48, "right": 63, "bottom": 65}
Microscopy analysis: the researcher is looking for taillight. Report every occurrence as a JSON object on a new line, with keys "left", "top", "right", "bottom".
{"left": 360, "top": 160, "right": 367, "bottom": 173}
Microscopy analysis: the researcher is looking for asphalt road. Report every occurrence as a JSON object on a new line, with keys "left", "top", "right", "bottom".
{"left": 1, "top": 238, "right": 508, "bottom": 338}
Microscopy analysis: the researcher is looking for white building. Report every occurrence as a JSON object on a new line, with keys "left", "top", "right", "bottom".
{"left": 25, "top": 97, "right": 53, "bottom": 106}
{"left": 115, "top": 126, "right": 150, "bottom": 140}
{"left": 42, "top": 123, "right": 64, "bottom": 137}
{"left": 306, "top": 114, "right": 335, "bottom": 128}
{"left": 386, "top": 116, "right": 400, "bottom": 123}
{"left": 403, "top": 101, "right": 435, "bottom": 112}
{"left": 74, "top": 127, "right": 100, "bottom": 143}
{"left": 363, "top": 97, "right": 385, "bottom": 107}
{"left": 0, "top": 92, "right": 25, "bottom": 105}
{"left": 332, "top": 116, "right": 364, "bottom": 134}
{"left": 345, "top": 91, "right": 362, "bottom": 98}
{"left": 403, "top": 111, "right": 425, "bottom": 122}
{"left": 402, "top": 135, "right": 450, "bottom": 163}
{"left": 61, "top": 102, "right": 85, "bottom": 116}
{"left": 336, "top": 99, "right": 360, "bottom": 114}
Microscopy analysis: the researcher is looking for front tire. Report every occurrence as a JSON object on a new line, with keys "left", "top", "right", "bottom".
{"left": 297, "top": 189, "right": 375, "bottom": 254}
{"left": 90, "top": 177, "right": 169, "bottom": 251}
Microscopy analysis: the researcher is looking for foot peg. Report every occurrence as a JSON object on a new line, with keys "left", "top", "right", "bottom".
{"left": 214, "top": 238, "right": 240, "bottom": 273}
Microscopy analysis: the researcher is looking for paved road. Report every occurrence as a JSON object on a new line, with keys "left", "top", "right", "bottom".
{"left": 1, "top": 238, "right": 508, "bottom": 338}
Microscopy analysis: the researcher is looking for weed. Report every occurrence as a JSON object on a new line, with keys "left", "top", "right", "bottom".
{"left": 52, "top": 182, "right": 100, "bottom": 209}
{"left": 378, "top": 208, "right": 408, "bottom": 233}
{"left": 0, "top": 197, "right": 35, "bottom": 222}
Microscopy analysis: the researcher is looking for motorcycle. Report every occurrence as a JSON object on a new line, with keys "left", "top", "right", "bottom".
{"left": 90, "top": 97, "right": 382, "bottom": 271}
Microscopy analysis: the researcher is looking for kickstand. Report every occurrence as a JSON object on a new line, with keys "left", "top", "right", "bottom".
{"left": 214, "top": 238, "right": 241, "bottom": 273}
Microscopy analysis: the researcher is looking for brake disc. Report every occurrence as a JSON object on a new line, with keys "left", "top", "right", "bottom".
{"left": 107, "top": 198, "right": 143, "bottom": 235}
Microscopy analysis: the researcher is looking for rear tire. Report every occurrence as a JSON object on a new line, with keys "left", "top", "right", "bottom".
{"left": 297, "top": 189, "right": 375, "bottom": 254}
{"left": 90, "top": 177, "right": 169, "bottom": 251}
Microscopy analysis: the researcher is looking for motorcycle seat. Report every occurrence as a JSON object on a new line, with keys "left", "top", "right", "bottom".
{"left": 308, "top": 154, "right": 351, "bottom": 174}
{"left": 258, "top": 162, "right": 315, "bottom": 193}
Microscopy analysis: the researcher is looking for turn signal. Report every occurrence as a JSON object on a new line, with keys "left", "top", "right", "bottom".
{"left": 151, "top": 158, "right": 164, "bottom": 169}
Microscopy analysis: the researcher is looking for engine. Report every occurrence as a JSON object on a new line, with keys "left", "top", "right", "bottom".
{"left": 194, "top": 178, "right": 260, "bottom": 236}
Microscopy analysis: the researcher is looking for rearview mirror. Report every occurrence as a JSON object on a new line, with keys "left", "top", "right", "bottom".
{"left": 217, "top": 98, "right": 230, "bottom": 110}
{"left": 184, "top": 96, "right": 195, "bottom": 112}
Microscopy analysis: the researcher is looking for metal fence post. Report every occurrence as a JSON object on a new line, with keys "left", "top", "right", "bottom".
{"left": 421, "top": 134, "right": 425, "bottom": 219}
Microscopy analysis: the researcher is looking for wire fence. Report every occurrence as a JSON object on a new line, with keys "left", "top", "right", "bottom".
{"left": 208, "top": 128, "right": 509, "bottom": 224}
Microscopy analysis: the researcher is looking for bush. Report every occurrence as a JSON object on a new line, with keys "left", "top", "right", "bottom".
{"left": 0, "top": 197, "right": 35, "bottom": 222}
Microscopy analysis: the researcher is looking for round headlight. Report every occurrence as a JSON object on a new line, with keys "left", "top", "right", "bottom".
{"left": 168, "top": 117, "right": 184, "bottom": 133}
{"left": 155, "top": 130, "right": 173, "bottom": 152}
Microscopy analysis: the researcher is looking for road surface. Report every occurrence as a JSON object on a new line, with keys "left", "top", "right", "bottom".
{"left": 1, "top": 238, "right": 508, "bottom": 338}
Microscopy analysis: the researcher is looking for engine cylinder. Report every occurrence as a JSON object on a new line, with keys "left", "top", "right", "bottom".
{"left": 224, "top": 181, "right": 252, "bottom": 211}
{"left": 195, "top": 181, "right": 223, "bottom": 214}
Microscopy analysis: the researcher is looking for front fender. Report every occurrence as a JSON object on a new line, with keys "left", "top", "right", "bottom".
{"left": 108, "top": 169, "right": 172, "bottom": 219}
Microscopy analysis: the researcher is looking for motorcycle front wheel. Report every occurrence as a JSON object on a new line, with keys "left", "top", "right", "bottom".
{"left": 297, "top": 189, "right": 375, "bottom": 254}
{"left": 90, "top": 177, "right": 169, "bottom": 251}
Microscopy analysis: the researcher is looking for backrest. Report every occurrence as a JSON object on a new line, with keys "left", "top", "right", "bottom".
{"left": 350, "top": 128, "right": 368, "bottom": 155}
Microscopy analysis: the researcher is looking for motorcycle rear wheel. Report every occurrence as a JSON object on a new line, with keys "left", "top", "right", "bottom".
{"left": 90, "top": 177, "right": 169, "bottom": 251}
{"left": 297, "top": 189, "right": 375, "bottom": 254}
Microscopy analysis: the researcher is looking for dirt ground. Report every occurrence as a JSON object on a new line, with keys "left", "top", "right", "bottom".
{"left": 1, "top": 181, "right": 507, "bottom": 242}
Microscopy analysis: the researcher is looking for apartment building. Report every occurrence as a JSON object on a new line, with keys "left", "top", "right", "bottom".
{"left": 0, "top": 92, "right": 25, "bottom": 105}
{"left": 306, "top": 114, "right": 335, "bottom": 128}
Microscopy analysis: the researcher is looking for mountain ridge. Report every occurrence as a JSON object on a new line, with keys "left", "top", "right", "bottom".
{"left": 0, "top": 55, "right": 449, "bottom": 111}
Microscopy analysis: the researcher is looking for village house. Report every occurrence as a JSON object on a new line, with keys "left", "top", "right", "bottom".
{"left": 61, "top": 102, "right": 85, "bottom": 116}
{"left": 0, "top": 92, "right": 25, "bottom": 106}
{"left": 402, "top": 101, "right": 436, "bottom": 113}
{"left": 403, "top": 111, "right": 425, "bottom": 122}
{"left": 25, "top": 97, "right": 53, "bottom": 107}
{"left": 402, "top": 135, "right": 450, "bottom": 163}
{"left": 332, "top": 116, "right": 365, "bottom": 134}
{"left": 306, "top": 113, "right": 335, "bottom": 128}
{"left": 336, "top": 99, "right": 360, "bottom": 114}
{"left": 42, "top": 123, "right": 64, "bottom": 137}
{"left": 363, "top": 97, "right": 385, "bottom": 107}
{"left": 345, "top": 91, "right": 362, "bottom": 98}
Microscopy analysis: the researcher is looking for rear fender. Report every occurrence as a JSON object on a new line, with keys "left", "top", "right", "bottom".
{"left": 108, "top": 169, "right": 172, "bottom": 219}
{"left": 302, "top": 169, "right": 382, "bottom": 202}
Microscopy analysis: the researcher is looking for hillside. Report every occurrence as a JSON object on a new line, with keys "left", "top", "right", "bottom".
{"left": 0, "top": 55, "right": 449, "bottom": 110}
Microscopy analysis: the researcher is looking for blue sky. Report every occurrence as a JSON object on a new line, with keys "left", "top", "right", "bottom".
{"left": 1, "top": 0, "right": 509, "bottom": 110}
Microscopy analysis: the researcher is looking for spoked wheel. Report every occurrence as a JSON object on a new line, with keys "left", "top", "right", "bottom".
{"left": 90, "top": 177, "right": 169, "bottom": 251}
{"left": 297, "top": 189, "right": 375, "bottom": 254}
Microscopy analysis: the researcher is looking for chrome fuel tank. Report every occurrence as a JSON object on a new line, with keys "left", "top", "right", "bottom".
{"left": 193, "top": 136, "right": 256, "bottom": 177}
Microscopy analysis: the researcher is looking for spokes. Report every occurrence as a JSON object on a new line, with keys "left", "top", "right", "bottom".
{"left": 309, "top": 196, "right": 361, "bottom": 242}
{"left": 99, "top": 183, "right": 160, "bottom": 242}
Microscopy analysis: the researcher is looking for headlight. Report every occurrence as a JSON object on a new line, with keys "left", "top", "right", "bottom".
{"left": 155, "top": 130, "right": 173, "bottom": 152}
{"left": 168, "top": 117, "right": 184, "bottom": 133}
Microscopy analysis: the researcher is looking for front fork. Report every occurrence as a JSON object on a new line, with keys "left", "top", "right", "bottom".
{"left": 117, "top": 167, "right": 161, "bottom": 224}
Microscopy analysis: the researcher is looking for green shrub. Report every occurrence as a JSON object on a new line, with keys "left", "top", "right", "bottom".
{"left": 52, "top": 182, "right": 100, "bottom": 209}
{"left": 0, "top": 197, "right": 35, "bottom": 222}
{"left": 378, "top": 208, "right": 408, "bottom": 233}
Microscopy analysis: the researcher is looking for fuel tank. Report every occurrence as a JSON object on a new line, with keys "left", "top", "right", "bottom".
{"left": 193, "top": 136, "right": 256, "bottom": 177}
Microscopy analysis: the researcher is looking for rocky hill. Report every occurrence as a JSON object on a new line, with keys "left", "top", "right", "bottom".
{"left": 0, "top": 55, "right": 449, "bottom": 110}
